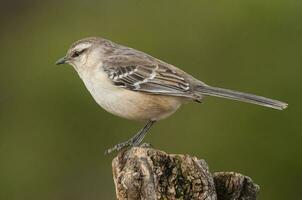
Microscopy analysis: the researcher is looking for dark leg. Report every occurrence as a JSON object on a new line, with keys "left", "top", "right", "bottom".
{"left": 105, "top": 120, "right": 156, "bottom": 154}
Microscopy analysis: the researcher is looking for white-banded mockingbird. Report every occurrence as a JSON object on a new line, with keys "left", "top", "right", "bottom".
{"left": 56, "top": 37, "right": 288, "bottom": 154}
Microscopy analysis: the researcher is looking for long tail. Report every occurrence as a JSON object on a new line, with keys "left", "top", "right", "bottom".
{"left": 196, "top": 85, "right": 288, "bottom": 110}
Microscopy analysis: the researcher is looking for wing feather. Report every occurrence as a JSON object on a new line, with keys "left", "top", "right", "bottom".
{"left": 102, "top": 56, "right": 196, "bottom": 98}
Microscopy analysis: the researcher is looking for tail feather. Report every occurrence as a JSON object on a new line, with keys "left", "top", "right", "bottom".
{"left": 196, "top": 85, "right": 288, "bottom": 110}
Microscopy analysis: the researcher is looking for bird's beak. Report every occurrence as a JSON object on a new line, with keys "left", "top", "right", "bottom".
{"left": 55, "top": 56, "right": 68, "bottom": 65}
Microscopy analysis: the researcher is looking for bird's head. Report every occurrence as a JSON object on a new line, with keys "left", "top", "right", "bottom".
{"left": 56, "top": 37, "right": 114, "bottom": 72}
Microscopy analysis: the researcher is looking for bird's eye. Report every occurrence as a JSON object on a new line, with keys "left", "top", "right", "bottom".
{"left": 72, "top": 49, "right": 86, "bottom": 58}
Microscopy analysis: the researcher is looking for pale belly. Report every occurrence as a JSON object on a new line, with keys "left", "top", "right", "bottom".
{"left": 80, "top": 71, "right": 183, "bottom": 121}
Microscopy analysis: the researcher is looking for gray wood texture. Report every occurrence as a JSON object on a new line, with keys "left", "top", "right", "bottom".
{"left": 112, "top": 146, "right": 259, "bottom": 200}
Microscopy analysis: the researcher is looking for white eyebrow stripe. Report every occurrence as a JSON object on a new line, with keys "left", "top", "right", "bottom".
{"left": 73, "top": 43, "right": 92, "bottom": 51}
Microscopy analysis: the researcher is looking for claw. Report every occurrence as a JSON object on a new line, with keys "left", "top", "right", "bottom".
{"left": 138, "top": 143, "right": 153, "bottom": 148}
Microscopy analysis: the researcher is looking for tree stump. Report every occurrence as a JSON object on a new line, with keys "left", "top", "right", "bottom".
{"left": 112, "top": 146, "right": 259, "bottom": 200}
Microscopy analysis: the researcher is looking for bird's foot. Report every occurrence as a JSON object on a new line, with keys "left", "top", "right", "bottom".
{"left": 104, "top": 140, "right": 152, "bottom": 155}
{"left": 105, "top": 140, "right": 130, "bottom": 155}
{"left": 105, "top": 121, "right": 156, "bottom": 155}
{"left": 105, "top": 137, "right": 139, "bottom": 155}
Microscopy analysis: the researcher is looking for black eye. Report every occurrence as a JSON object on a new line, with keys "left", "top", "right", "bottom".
{"left": 72, "top": 49, "right": 85, "bottom": 58}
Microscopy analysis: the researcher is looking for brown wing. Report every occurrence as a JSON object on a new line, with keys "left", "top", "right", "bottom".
{"left": 103, "top": 56, "right": 198, "bottom": 98}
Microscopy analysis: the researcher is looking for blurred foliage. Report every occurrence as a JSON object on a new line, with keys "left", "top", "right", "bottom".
{"left": 0, "top": 0, "right": 301, "bottom": 199}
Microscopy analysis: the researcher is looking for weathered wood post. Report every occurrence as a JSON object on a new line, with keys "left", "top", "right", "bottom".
{"left": 112, "top": 146, "right": 259, "bottom": 200}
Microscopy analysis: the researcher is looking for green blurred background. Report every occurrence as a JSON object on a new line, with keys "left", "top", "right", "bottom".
{"left": 0, "top": 0, "right": 301, "bottom": 199}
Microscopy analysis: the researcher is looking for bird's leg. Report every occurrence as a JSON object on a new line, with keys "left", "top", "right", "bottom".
{"left": 105, "top": 120, "right": 156, "bottom": 154}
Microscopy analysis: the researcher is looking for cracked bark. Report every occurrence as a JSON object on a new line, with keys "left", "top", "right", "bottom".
{"left": 112, "top": 146, "right": 260, "bottom": 200}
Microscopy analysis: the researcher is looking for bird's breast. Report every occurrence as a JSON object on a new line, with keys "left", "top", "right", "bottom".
{"left": 79, "top": 70, "right": 182, "bottom": 121}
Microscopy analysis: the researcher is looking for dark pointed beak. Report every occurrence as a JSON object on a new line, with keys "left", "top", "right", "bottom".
{"left": 55, "top": 56, "right": 68, "bottom": 65}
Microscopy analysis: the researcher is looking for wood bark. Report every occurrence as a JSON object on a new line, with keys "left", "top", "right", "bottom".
{"left": 112, "top": 146, "right": 259, "bottom": 200}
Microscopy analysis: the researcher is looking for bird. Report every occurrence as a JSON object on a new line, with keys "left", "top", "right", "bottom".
{"left": 56, "top": 37, "right": 288, "bottom": 154}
